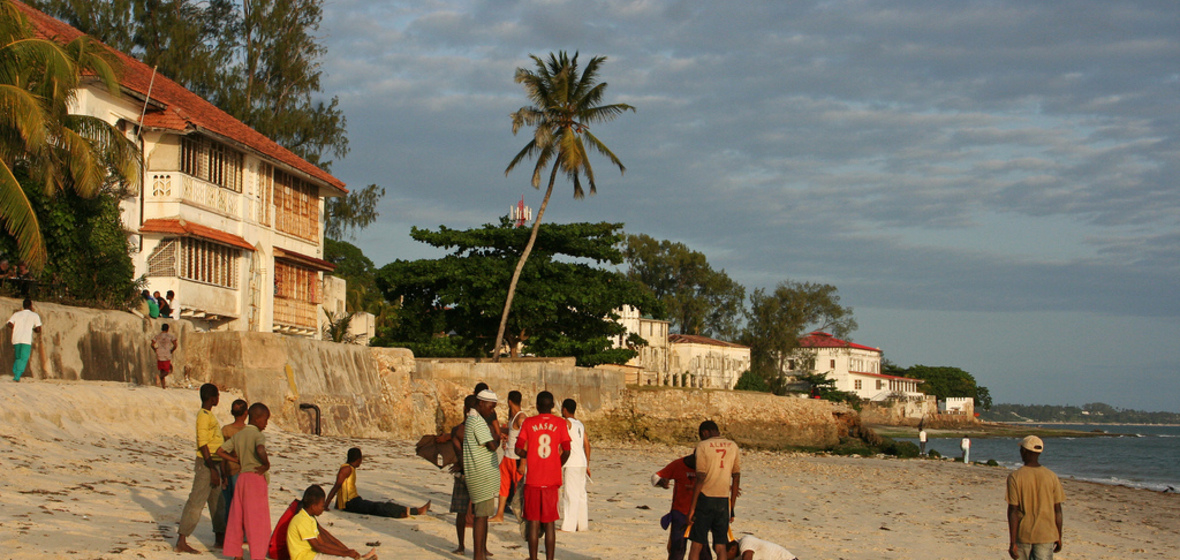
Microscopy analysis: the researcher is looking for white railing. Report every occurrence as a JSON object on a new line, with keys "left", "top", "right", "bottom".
{"left": 149, "top": 172, "right": 241, "bottom": 217}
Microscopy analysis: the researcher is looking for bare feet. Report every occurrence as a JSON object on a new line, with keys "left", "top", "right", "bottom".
{"left": 417, "top": 500, "right": 432, "bottom": 515}
{"left": 174, "top": 536, "right": 199, "bottom": 554}
{"left": 451, "top": 546, "right": 465, "bottom": 555}
{"left": 488, "top": 515, "right": 504, "bottom": 523}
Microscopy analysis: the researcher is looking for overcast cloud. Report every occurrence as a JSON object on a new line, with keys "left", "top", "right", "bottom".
{"left": 317, "top": 0, "right": 1180, "bottom": 411}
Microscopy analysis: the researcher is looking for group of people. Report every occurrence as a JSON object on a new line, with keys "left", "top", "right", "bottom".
{"left": 139, "top": 289, "right": 176, "bottom": 319}
{"left": 170, "top": 380, "right": 1064, "bottom": 560}
{"left": 447, "top": 383, "right": 591, "bottom": 560}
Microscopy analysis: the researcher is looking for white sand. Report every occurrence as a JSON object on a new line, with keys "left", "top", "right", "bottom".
{"left": 1, "top": 380, "right": 1177, "bottom": 559}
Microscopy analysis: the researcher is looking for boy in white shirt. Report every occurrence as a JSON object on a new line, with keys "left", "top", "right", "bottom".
{"left": 7, "top": 298, "right": 41, "bottom": 382}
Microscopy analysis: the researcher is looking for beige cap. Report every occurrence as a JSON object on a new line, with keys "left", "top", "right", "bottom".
{"left": 1019, "top": 435, "right": 1044, "bottom": 452}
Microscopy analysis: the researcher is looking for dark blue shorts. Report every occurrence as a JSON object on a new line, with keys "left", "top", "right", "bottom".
{"left": 689, "top": 496, "right": 729, "bottom": 546}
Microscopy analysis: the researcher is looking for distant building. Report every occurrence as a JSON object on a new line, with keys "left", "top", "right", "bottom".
{"left": 612, "top": 305, "right": 669, "bottom": 384}
{"left": 22, "top": 2, "right": 346, "bottom": 338}
{"left": 940, "top": 397, "right": 975, "bottom": 415}
{"left": 792, "top": 332, "right": 924, "bottom": 401}
{"left": 668, "top": 334, "right": 750, "bottom": 390}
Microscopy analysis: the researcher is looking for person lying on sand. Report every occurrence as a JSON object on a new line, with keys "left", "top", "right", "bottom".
{"left": 289, "top": 484, "right": 378, "bottom": 560}
{"left": 326, "top": 447, "right": 431, "bottom": 518}
{"left": 723, "top": 536, "right": 799, "bottom": 560}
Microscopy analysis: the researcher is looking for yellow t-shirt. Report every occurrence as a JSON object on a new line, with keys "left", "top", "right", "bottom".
{"left": 195, "top": 409, "right": 224, "bottom": 460}
{"left": 286, "top": 509, "right": 318, "bottom": 560}
{"left": 694, "top": 437, "right": 741, "bottom": 498}
{"left": 336, "top": 464, "right": 359, "bottom": 510}
{"left": 1006, "top": 465, "right": 1065, "bottom": 544}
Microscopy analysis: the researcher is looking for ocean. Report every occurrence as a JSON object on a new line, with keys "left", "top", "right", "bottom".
{"left": 902, "top": 423, "right": 1180, "bottom": 492}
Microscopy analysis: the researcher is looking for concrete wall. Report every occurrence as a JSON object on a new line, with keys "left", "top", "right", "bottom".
{"left": 0, "top": 297, "right": 193, "bottom": 386}
{"left": 860, "top": 396, "right": 939, "bottom": 426}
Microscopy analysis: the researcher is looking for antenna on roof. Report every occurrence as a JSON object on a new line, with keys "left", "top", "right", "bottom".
{"left": 136, "top": 65, "right": 158, "bottom": 142}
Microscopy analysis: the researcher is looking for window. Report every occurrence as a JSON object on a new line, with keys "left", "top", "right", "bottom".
{"left": 274, "top": 260, "right": 320, "bottom": 304}
{"left": 273, "top": 169, "right": 319, "bottom": 241}
{"left": 830, "top": 359, "right": 836, "bottom": 369}
{"left": 787, "top": 359, "right": 796, "bottom": 371}
{"left": 181, "top": 136, "right": 243, "bottom": 192}
{"left": 854, "top": 380, "right": 862, "bottom": 390}
{"left": 876, "top": 380, "right": 884, "bottom": 390}
{"left": 147, "top": 237, "right": 239, "bottom": 289}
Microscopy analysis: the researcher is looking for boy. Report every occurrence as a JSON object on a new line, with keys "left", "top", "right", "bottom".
{"left": 326, "top": 447, "right": 430, "bottom": 518}
{"left": 491, "top": 390, "right": 525, "bottom": 523}
{"left": 1006, "top": 436, "right": 1065, "bottom": 560}
{"left": 6, "top": 298, "right": 41, "bottom": 382}
{"left": 464, "top": 390, "right": 501, "bottom": 560}
{"left": 559, "top": 398, "right": 590, "bottom": 532}
{"left": 654, "top": 454, "right": 709, "bottom": 560}
{"left": 218, "top": 403, "right": 272, "bottom": 560}
{"left": 151, "top": 323, "right": 178, "bottom": 389}
{"left": 724, "top": 536, "right": 798, "bottom": 560}
{"left": 288, "top": 484, "right": 377, "bottom": 560}
{"left": 175, "top": 383, "right": 225, "bottom": 553}
{"left": 216, "top": 400, "right": 249, "bottom": 529}
{"left": 515, "top": 391, "right": 571, "bottom": 560}
{"left": 688, "top": 421, "right": 741, "bottom": 560}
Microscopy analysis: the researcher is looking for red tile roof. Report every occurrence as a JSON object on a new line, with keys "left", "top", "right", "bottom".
{"left": 140, "top": 218, "right": 256, "bottom": 252}
{"left": 274, "top": 247, "right": 336, "bottom": 272}
{"left": 668, "top": 333, "right": 749, "bottom": 349}
{"left": 799, "top": 331, "right": 881, "bottom": 353}
{"left": 13, "top": 1, "right": 347, "bottom": 194}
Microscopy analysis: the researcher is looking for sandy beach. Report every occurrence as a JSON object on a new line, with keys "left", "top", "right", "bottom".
{"left": 2, "top": 381, "right": 1177, "bottom": 560}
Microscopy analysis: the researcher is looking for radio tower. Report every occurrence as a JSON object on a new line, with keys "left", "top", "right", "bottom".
{"left": 510, "top": 195, "right": 533, "bottom": 227}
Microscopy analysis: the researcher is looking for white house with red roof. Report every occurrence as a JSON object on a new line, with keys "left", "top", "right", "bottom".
{"left": 18, "top": 1, "right": 346, "bottom": 337}
{"left": 794, "top": 332, "right": 924, "bottom": 401}
{"left": 668, "top": 334, "right": 751, "bottom": 390}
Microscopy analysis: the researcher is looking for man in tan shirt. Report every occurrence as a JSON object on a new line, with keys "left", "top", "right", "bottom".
{"left": 1006, "top": 436, "right": 1065, "bottom": 560}
{"left": 688, "top": 420, "right": 740, "bottom": 560}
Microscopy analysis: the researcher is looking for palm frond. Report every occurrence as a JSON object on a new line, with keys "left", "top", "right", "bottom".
{"left": 0, "top": 162, "right": 45, "bottom": 270}
{"left": 0, "top": 83, "right": 47, "bottom": 149}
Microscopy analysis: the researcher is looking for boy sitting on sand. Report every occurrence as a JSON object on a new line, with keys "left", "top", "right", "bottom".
{"left": 326, "top": 447, "right": 431, "bottom": 518}
{"left": 289, "top": 484, "right": 378, "bottom": 560}
{"left": 217, "top": 403, "right": 272, "bottom": 560}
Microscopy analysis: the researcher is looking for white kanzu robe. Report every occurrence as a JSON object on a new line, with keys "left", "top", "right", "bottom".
{"left": 559, "top": 417, "right": 588, "bottom": 531}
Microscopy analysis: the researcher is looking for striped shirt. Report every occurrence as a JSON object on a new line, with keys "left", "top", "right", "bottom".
{"left": 462, "top": 412, "right": 501, "bottom": 504}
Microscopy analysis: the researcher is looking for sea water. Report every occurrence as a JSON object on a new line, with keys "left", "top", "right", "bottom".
{"left": 902, "top": 424, "right": 1180, "bottom": 492}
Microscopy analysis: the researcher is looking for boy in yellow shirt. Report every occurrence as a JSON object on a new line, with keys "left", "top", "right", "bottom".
{"left": 288, "top": 485, "right": 377, "bottom": 560}
{"left": 175, "top": 383, "right": 225, "bottom": 553}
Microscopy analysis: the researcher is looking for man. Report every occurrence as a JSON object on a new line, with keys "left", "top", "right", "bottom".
{"left": 723, "top": 536, "right": 798, "bottom": 560}
{"left": 463, "top": 390, "right": 501, "bottom": 560}
{"left": 326, "top": 447, "right": 431, "bottom": 518}
{"left": 491, "top": 390, "right": 526, "bottom": 523}
{"left": 6, "top": 298, "right": 41, "bottom": 382}
{"left": 515, "top": 391, "right": 571, "bottom": 560}
{"left": 175, "top": 384, "right": 225, "bottom": 553}
{"left": 287, "top": 484, "right": 377, "bottom": 560}
{"left": 961, "top": 436, "right": 971, "bottom": 464}
{"left": 1006, "top": 436, "right": 1065, "bottom": 560}
{"left": 449, "top": 395, "right": 478, "bottom": 554}
{"left": 151, "top": 323, "right": 178, "bottom": 389}
{"left": 918, "top": 428, "right": 928, "bottom": 456}
{"left": 688, "top": 421, "right": 741, "bottom": 560}
{"left": 653, "top": 453, "right": 709, "bottom": 560}
{"left": 156, "top": 290, "right": 173, "bottom": 318}
{"left": 559, "top": 398, "right": 590, "bottom": 532}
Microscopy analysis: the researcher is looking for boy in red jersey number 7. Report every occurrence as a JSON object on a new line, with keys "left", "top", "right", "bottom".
{"left": 514, "top": 391, "right": 571, "bottom": 560}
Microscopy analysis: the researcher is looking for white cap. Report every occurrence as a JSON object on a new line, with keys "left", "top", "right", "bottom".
{"left": 650, "top": 473, "right": 662, "bottom": 487}
{"left": 477, "top": 389, "right": 498, "bottom": 403}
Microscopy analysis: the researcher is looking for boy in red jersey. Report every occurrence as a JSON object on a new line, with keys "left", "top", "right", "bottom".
{"left": 514, "top": 391, "right": 571, "bottom": 560}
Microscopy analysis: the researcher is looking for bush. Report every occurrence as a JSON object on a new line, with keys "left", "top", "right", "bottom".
{"left": 883, "top": 439, "right": 921, "bottom": 458}
{"left": 986, "top": 459, "right": 999, "bottom": 467}
{"left": 929, "top": 449, "right": 942, "bottom": 459}
{"left": 733, "top": 369, "right": 769, "bottom": 392}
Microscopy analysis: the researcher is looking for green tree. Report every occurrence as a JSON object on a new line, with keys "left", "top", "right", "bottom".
{"left": 494, "top": 51, "right": 635, "bottom": 361}
{"left": 1, "top": 1, "right": 140, "bottom": 270}
{"left": 623, "top": 233, "right": 746, "bottom": 340}
{"left": 900, "top": 364, "right": 992, "bottom": 411}
{"left": 378, "top": 220, "right": 658, "bottom": 366}
{"left": 741, "top": 281, "right": 857, "bottom": 387}
{"left": 325, "top": 183, "right": 385, "bottom": 241}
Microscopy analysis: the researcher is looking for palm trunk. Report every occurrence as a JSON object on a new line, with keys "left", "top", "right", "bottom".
{"left": 492, "top": 164, "right": 560, "bottom": 361}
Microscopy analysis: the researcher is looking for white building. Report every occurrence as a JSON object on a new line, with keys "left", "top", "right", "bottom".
{"left": 793, "top": 332, "right": 924, "bottom": 401}
{"left": 26, "top": 4, "right": 346, "bottom": 337}
{"left": 668, "top": 334, "right": 750, "bottom": 390}
{"left": 940, "top": 397, "right": 975, "bottom": 416}
{"left": 612, "top": 305, "right": 669, "bottom": 384}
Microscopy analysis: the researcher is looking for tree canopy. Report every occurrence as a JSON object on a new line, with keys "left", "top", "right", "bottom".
{"left": 887, "top": 364, "right": 992, "bottom": 410}
{"left": 623, "top": 233, "right": 746, "bottom": 340}
{"left": 377, "top": 220, "right": 658, "bottom": 366}
{"left": 741, "top": 281, "right": 857, "bottom": 386}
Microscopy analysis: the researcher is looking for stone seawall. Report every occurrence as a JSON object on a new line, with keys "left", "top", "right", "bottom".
{"left": 0, "top": 297, "right": 193, "bottom": 386}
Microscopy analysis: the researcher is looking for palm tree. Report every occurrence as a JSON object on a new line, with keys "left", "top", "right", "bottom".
{"left": 493, "top": 51, "right": 634, "bottom": 360}
{"left": 0, "top": 1, "right": 140, "bottom": 270}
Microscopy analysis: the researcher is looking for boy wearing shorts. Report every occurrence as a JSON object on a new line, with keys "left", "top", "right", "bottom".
{"left": 514, "top": 391, "right": 571, "bottom": 560}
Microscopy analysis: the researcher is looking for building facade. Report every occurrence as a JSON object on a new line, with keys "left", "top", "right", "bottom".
{"left": 668, "top": 334, "right": 750, "bottom": 390}
{"left": 793, "top": 332, "right": 924, "bottom": 401}
{"left": 24, "top": 3, "right": 345, "bottom": 337}
{"left": 613, "top": 305, "right": 669, "bottom": 384}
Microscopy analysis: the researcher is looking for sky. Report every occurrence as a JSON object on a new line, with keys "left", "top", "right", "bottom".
{"left": 313, "top": 0, "right": 1180, "bottom": 412}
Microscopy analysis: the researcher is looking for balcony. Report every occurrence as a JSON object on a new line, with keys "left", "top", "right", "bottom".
{"left": 273, "top": 297, "right": 318, "bottom": 336}
{"left": 149, "top": 172, "right": 241, "bottom": 218}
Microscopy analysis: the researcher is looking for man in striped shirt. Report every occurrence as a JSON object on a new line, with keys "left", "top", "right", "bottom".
{"left": 463, "top": 390, "right": 502, "bottom": 560}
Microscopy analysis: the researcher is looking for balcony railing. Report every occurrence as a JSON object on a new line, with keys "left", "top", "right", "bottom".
{"left": 150, "top": 172, "right": 241, "bottom": 217}
{"left": 273, "top": 297, "right": 317, "bottom": 331}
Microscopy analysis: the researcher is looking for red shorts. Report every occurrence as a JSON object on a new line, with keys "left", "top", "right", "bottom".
{"left": 523, "top": 484, "right": 560, "bottom": 523}
{"left": 157, "top": 360, "right": 172, "bottom": 374}
{"left": 499, "top": 458, "right": 521, "bottom": 497}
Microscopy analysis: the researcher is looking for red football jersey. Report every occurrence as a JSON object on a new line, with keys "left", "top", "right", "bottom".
{"left": 515, "top": 413, "right": 571, "bottom": 487}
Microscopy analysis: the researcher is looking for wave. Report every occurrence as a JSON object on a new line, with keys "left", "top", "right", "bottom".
{"left": 1065, "top": 475, "right": 1179, "bottom": 493}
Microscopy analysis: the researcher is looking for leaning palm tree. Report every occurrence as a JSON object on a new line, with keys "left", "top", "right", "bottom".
{"left": 0, "top": 1, "right": 139, "bottom": 270}
{"left": 493, "top": 51, "right": 634, "bottom": 360}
